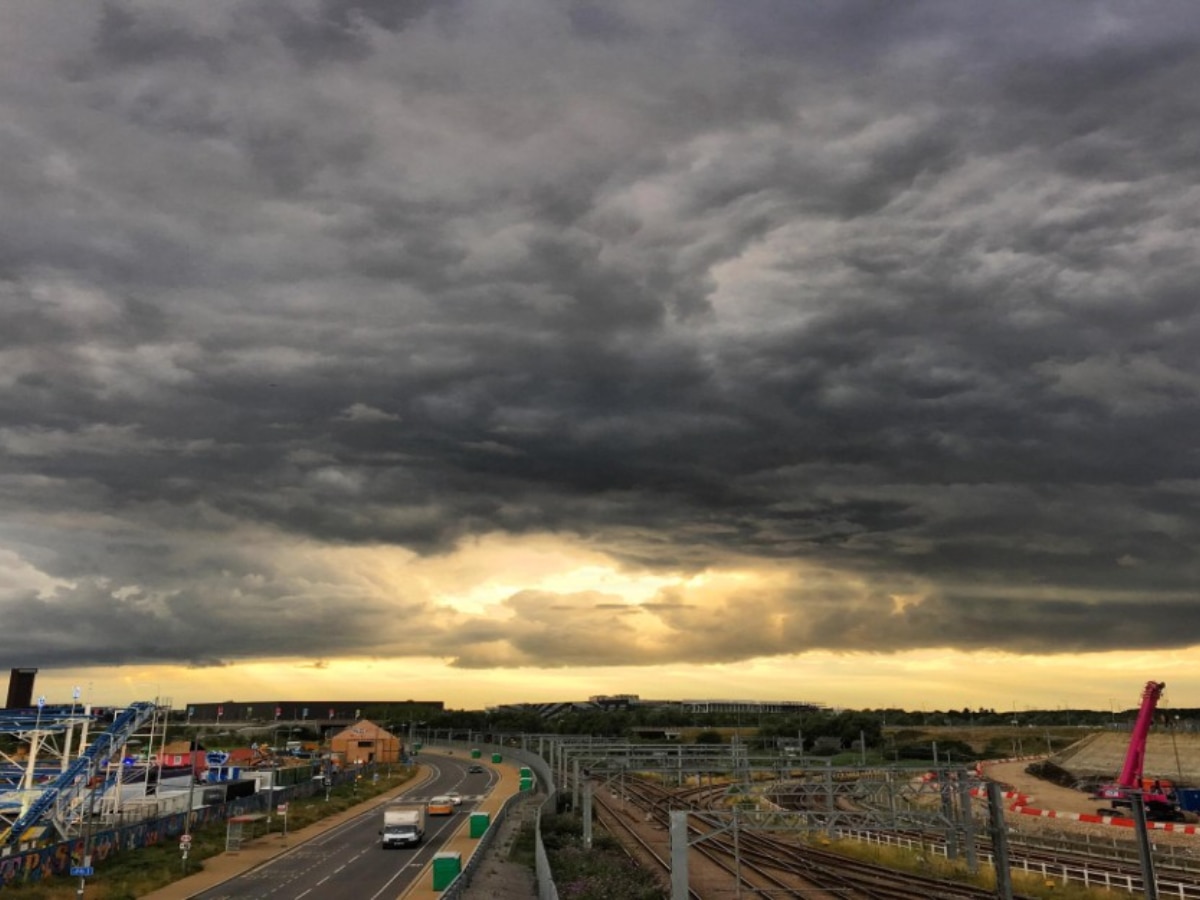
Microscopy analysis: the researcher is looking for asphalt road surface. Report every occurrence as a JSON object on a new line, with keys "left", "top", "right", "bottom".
{"left": 193, "top": 756, "right": 496, "bottom": 900}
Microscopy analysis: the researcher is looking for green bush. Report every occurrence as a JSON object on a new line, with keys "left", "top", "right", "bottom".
{"left": 542, "top": 813, "right": 662, "bottom": 900}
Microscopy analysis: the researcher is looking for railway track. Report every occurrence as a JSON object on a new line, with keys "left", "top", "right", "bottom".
{"left": 592, "top": 770, "right": 1200, "bottom": 898}
{"left": 775, "top": 765, "right": 1200, "bottom": 897}
{"left": 592, "top": 776, "right": 1031, "bottom": 899}
{"left": 590, "top": 794, "right": 703, "bottom": 900}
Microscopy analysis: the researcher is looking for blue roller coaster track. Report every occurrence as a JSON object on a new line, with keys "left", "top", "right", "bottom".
{"left": 0, "top": 701, "right": 159, "bottom": 847}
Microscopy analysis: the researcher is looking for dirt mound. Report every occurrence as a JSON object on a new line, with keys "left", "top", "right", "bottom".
{"left": 1056, "top": 731, "right": 1200, "bottom": 787}
{"left": 1024, "top": 758, "right": 1081, "bottom": 790}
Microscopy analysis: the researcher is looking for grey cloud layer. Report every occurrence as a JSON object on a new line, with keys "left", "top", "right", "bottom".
{"left": 4, "top": 0, "right": 1200, "bottom": 669}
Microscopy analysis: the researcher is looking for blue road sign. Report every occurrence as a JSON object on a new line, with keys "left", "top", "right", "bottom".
{"left": 70, "top": 866, "right": 94, "bottom": 877}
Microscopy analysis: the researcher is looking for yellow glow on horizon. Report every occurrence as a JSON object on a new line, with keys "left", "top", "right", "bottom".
{"left": 26, "top": 647, "right": 1200, "bottom": 716}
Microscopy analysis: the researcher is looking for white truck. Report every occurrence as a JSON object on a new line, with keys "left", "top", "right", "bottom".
{"left": 380, "top": 804, "right": 426, "bottom": 848}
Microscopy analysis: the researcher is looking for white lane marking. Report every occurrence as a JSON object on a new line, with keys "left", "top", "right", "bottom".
{"left": 367, "top": 860, "right": 417, "bottom": 899}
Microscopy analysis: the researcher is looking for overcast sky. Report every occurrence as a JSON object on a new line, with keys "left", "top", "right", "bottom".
{"left": 4, "top": 1, "right": 1200, "bottom": 712}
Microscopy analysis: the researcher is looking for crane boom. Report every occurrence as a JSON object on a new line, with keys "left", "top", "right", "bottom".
{"left": 1094, "top": 679, "right": 1181, "bottom": 821}
{"left": 1117, "top": 680, "right": 1165, "bottom": 789}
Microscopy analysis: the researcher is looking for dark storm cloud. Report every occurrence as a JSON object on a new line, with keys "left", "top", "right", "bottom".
{"left": 92, "top": 2, "right": 225, "bottom": 69}
{"left": 4, "top": 0, "right": 1200, "bottom": 671}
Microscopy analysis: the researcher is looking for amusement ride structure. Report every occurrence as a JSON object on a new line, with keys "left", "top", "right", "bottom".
{"left": 0, "top": 699, "right": 170, "bottom": 849}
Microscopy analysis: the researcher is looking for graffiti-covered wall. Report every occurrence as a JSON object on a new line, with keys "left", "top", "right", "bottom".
{"left": 0, "top": 774, "right": 334, "bottom": 889}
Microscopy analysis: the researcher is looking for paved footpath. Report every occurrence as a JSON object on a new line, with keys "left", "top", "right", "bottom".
{"left": 143, "top": 751, "right": 522, "bottom": 900}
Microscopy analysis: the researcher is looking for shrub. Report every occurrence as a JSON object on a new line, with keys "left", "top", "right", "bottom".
{"left": 542, "top": 813, "right": 662, "bottom": 900}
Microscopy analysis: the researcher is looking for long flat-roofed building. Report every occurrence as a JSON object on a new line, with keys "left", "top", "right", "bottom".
{"left": 679, "top": 699, "right": 822, "bottom": 715}
{"left": 490, "top": 695, "right": 824, "bottom": 718}
{"left": 181, "top": 699, "right": 443, "bottom": 725}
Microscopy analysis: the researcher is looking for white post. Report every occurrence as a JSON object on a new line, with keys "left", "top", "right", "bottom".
{"left": 670, "top": 811, "right": 689, "bottom": 900}
{"left": 20, "top": 731, "right": 41, "bottom": 817}
{"left": 733, "top": 807, "right": 742, "bottom": 899}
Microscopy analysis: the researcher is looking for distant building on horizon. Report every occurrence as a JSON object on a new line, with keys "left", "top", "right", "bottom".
{"left": 489, "top": 694, "right": 824, "bottom": 719}
{"left": 180, "top": 699, "right": 444, "bottom": 727}
{"left": 680, "top": 699, "right": 822, "bottom": 715}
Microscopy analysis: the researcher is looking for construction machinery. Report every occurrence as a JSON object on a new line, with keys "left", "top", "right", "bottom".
{"left": 1092, "top": 680, "right": 1182, "bottom": 821}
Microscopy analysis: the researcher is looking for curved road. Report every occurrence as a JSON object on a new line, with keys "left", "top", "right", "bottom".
{"left": 194, "top": 756, "right": 497, "bottom": 900}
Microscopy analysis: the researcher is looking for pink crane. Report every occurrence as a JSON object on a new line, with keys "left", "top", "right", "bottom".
{"left": 1093, "top": 680, "right": 1180, "bottom": 820}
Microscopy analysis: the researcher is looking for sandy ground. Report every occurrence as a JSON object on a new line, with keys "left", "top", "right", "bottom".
{"left": 981, "top": 758, "right": 1200, "bottom": 850}
{"left": 982, "top": 758, "right": 1102, "bottom": 816}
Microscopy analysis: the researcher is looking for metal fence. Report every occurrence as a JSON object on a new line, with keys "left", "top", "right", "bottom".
{"left": 0, "top": 763, "right": 359, "bottom": 889}
{"left": 1, "top": 749, "right": 563, "bottom": 896}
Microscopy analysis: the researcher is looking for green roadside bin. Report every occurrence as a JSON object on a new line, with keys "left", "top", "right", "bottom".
{"left": 470, "top": 748, "right": 482, "bottom": 759}
{"left": 491, "top": 752, "right": 503, "bottom": 763}
{"left": 469, "top": 811, "right": 490, "bottom": 838}
{"left": 432, "top": 852, "right": 462, "bottom": 890}
{"left": 519, "top": 776, "right": 533, "bottom": 791}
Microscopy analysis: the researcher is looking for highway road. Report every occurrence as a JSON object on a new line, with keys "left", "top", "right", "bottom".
{"left": 193, "top": 756, "right": 497, "bottom": 900}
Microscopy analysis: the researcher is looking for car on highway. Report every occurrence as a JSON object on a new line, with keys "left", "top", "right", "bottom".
{"left": 444, "top": 790, "right": 462, "bottom": 806}
{"left": 468, "top": 764, "right": 484, "bottom": 773}
{"left": 427, "top": 796, "right": 456, "bottom": 815}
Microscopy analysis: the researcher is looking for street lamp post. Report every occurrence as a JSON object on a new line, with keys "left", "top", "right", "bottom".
{"left": 75, "top": 779, "right": 97, "bottom": 900}
{"left": 183, "top": 736, "right": 198, "bottom": 873}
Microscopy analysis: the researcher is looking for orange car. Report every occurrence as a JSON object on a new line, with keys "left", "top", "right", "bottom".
{"left": 426, "top": 796, "right": 455, "bottom": 816}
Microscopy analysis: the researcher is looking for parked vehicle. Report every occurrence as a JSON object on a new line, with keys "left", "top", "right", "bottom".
{"left": 380, "top": 804, "right": 426, "bottom": 848}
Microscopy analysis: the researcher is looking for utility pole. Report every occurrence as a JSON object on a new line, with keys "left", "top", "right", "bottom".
{"left": 582, "top": 781, "right": 593, "bottom": 849}
{"left": 1131, "top": 793, "right": 1159, "bottom": 900}
{"left": 985, "top": 781, "right": 1014, "bottom": 900}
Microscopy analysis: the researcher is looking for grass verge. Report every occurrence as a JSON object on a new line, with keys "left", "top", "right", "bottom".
{"left": 818, "top": 834, "right": 1139, "bottom": 899}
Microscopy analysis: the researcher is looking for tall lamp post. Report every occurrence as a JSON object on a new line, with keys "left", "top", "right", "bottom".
{"left": 267, "top": 728, "right": 299, "bottom": 831}
{"left": 182, "top": 736, "right": 199, "bottom": 873}
{"left": 76, "top": 777, "right": 97, "bottom": 900}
